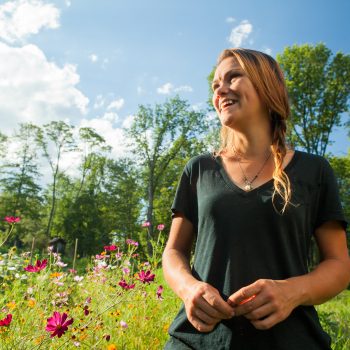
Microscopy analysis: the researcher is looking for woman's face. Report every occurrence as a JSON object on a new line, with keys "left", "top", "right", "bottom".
{"left": 212, "top": 57, "right": 268, "bottom": 131}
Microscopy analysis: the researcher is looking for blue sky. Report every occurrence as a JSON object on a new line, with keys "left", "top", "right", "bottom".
{"left": 0, "top": 0, "right": 349, "bottom": 159}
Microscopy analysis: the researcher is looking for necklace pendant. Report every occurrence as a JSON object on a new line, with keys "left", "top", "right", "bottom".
{"left": 244, "top": 183, "right": 253, "bottom": 191}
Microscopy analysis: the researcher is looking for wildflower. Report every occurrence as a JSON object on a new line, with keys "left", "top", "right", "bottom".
{"left": 141, "top": 221, "right": 150, "bottom": 227}
{"left": 69, "top": 268, "right": 77, "bottom": 274}
{"left": 157, "top": 224, "right": 165, "bottom": 231}
{"left": 83, "top": 306, "right": 89, "bottom": 316}
{"left": 6, "top": 301, "right": 16, "bottom": 310}
{"left": 73, "top": 341, "right": 80, "bottom": 347}
{"left": 0, "top": 314, "right": 12, "bottom": 327}
{"left": 104, "top": 334, "right": 111, "bottom": 341}
{"left": 122, "top": 267, "right": 130, "bottom": 275}
{"left": 120, "top": 320, "right": 128, "bottom": 329}
{"left": 4, "top": 216, "right": 20, "bottom": 224}
{"left": 107, "top": 345, "right": 117, "bottom": 350}
{"left": 74, "top": 275, "right": 84, "bottom": 282}
{"left": 85, "top": 297, "right": 92, "bottom": 304}
{"left": 50, "top": 272, "right": 63, "bottom": 278}
{"left": 156, "top": 285, "right": 164, "bottom": 299}
{"left": 56, "top": 261, "right": 68, "bottom": 267}
{"left": 24, "top": 259, "right": 47, "bottom": 273}
{"left": 137, "top": 270, "right": 155, "bottom": 284}
{"left": 126, "top": 239, "right": 138, "bottom": 246}
{"left": 45, "top": 311, "right": 73, "bottom": 338}
{"left": 104, "top": 245, "right": 117, "bottom": 251}
{"left": 28, "top": 298, "right": 36, "bottom": 307}
{"left": 118, "top": 279, "right": 135, "bottom": 290}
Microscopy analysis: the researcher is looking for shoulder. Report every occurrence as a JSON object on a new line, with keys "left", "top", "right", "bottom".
{"left": 184, "top": 152, "right": 217, "bottom": 173}
{"left": 291, "top": 150, "right": 335, "bottom": 182}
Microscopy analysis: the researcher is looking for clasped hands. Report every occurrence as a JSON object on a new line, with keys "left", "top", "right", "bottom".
{"left": 183, "top": 279, "right": 299, "bottom": 333}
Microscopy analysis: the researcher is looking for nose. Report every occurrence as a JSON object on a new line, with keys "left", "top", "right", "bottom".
{"left": 216, "top": 81, "right": 229, "bottom": 97}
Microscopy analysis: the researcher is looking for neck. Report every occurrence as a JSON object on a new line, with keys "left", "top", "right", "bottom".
{"left": 228, "top": 130, "right": 272, "bottom": 160}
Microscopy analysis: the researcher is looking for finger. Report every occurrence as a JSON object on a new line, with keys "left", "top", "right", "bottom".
{"left": 194, "top": 307, "right": 221, "bottom": 325}
{"left": 190, "top": 316, "right": 216, "bottom": 333}
{"left": 250, "top": 313, "right": 280, "bottom": 330}
{"left": 244, "top": 303, "right": 275, "bottom": 321}
{"left": 202, "top": 291, "right": 235, "bottom": 319}
{"left": 228, "top": 282, "right": 263, "bottom": 306}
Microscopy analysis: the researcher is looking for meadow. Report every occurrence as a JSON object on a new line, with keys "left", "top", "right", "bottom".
{"left": 0, "top": 221, "right": 349, "bottom": 349}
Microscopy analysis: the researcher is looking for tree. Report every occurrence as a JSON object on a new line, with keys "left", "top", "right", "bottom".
{"left": 38, "top": 121, "right": 76, "bottom": 238}
{"left": 0, "top": 124, "right": 43, "bottom": 246}
{"left": 125, "top": 96, "right": 208, "bottom": 253}
{"left": 277, "top": 43, "right": 350, "bottom": 156}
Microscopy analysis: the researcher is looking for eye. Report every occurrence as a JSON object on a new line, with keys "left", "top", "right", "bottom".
{"left": 229, "top": 72, "right": 241, "bottom": 82}
{"left": 212, "top": 83, "right": 219, "bottom": 92}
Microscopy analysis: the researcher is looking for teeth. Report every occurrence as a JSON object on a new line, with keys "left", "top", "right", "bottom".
{"left": 220, "top": 99, "right": 236, "bottom": 110}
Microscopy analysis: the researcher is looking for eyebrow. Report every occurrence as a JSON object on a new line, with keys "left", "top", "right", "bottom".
{"left": 212, "top": 68, "right": 243, "bottom": 87}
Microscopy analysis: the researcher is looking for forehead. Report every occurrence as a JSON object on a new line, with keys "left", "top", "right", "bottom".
{"left": 213, "top": 57, "right": 243, "bottom": 80}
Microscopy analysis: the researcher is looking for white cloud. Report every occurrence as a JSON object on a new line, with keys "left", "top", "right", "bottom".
{"left": 122, "top": 114, "right": 135, "bottom": 129}
{"left": 89, "top": 53, "right": 98, "bottom": 63}
{"left": 263, "top": 47, "right": 272, "bottom": 55}
{"left": 157, "top": 82, "right": 193, "bottom": 95}
{"left": 79, "top": 117, "right": 127, "bottom": 159}
{"left": 174, "top": 85, "right": 193, "bottom": 93}
{"left": 228, "top": 19, "right": 253, "bottom": 47}
{"left": 226, "top": 17, "right": 235, "bottom": 23}
{"left": 107, "top": 98, "right": 125, "bottom": 111}
{"left": 157, "top": 82, "right": 173, "bottom": 95}
{"left": 65, "top": 0, "right": 71, "bottom": 7}
{"left": 0, "top": 0, "right": 60, "bottom": 44}
{"left": 0, "top": 42, "right": 89, "bottom": 134}
{"left": 93, "top": 94, "right": 105, "bottom": 109}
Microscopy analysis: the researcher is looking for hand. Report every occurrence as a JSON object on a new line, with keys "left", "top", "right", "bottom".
{"left": 183, "top": 281, "right": 235, "bottom": 333}
{"left": 228, "top": 279, "right": 300, "bottom": 330}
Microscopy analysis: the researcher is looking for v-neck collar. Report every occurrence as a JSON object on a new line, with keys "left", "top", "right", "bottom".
{"left": 215, "top": 150, "right": 300, "bottom": 195}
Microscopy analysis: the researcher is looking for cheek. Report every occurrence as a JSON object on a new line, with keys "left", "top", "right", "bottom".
{"left": 213, "top": 94, "right": 219, "bottom": 111}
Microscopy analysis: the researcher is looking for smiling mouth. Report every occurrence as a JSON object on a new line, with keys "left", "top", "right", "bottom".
{"left": 219, "top": 99, "right": 238, "bottom": 112}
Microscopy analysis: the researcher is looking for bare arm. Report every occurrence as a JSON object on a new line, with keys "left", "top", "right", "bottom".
{"left": 162, "top": 213, "right": 234, "bottom": 332}
{"left": 228, "top": 221, "right": 350, "bottom": 330}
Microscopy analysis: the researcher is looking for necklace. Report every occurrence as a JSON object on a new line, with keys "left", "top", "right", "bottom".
{"left": 235, "top": 151, "right": 272, "bottom": 191}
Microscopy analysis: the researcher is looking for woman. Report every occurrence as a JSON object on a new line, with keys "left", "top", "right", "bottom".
{"left": 162, "top": 48, "right": 350, "bottom": 349}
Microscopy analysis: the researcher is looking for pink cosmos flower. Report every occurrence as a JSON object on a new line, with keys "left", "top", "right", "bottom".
{"left": 122, "top": 267, "right": 130, "bottom": 275}
{"left": 24, "top": 259, "right": 47, "bottom": 273}
{"left": 118, "top": 279, "right": 135, "bottom": 290}
{"left": 45, "top": 311, "right": 73, "bottom": 338}
{"left": 4, "top": 216, "right": 20, "bottom": 224}
{"left": 69, "top": 269, "right": 77, "bottom": 274}
{"left": 126, "top": 239, "right": 138, "bottom": 247}
{"left": 156, "top": 285, "right": 164, "bottom": 299}
{"left": 137, "top": 270, "right": 155, "bottom": 284}
{"left": 0, "top": 314, "right": 12, "bottom": 327}
{"left": 141, "top": 221, "right": 150, "bottom": 227}
{"left": 157, "top": 224, "right": 165, "bottom": 231}
{"left": 104, "top": 245, "right": 118, "bottom": 251}
{"left": 120, "top": 320, "right": 128, "bottom": 329}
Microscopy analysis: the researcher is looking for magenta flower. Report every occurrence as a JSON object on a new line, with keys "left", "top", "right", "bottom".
{"left": 118, "top": 279, "right": 135, "bottom": 290}
{"left": 4, "top": 216, "right": 20, "bottom": 224}
{"left": 45, "top": 311, "right": 73, "bottom": 338}
{"left": 126, "top": 239, "right": 138, "bottom": 247}
{"left": 24, "top": 259, "right": 47, "bottom": 273}
{"left": 137, "top": 270, "right": 155, "bottom": 284}
{"left": 0, "top": 314, "right": 12, "bottom": 327}
{"left": 141, "top": 221, "right": 150, "bottom": 227}
{"left": 120, "top": 320, "right": 128, "bottom": 328}
{"left": 156, "top": 285, "right": 164, "bottom": 299}
{"left": 104, "top": 245, "right": 118, "bottom": 251}
{"left": 157, "top": 224, "right": 165, "bottom": 231}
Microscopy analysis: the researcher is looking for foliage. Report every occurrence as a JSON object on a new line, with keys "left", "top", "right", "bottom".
{"left": 125, "top": 96, "right": 209, "bottom": 252}
{"left": 277, "top": 43, "right": 350, "bottom": 156}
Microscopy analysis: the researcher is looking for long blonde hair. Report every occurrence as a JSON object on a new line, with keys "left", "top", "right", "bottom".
{"left": 215, "top": 48, "right": 291, "bottom": 213}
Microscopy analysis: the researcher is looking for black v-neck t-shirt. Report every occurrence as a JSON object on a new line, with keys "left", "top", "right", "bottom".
{"left": 165, "top": 151, "right": 346, "bottom": 350}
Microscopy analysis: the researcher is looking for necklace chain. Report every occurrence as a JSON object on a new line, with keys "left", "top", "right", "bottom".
{"left": 235, "top": 150, "right": 272, "bottom": 191}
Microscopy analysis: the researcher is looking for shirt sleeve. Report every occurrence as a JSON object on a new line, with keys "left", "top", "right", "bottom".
{"left": 171, "top": 162, "right": 198, "bottom": 233}
{"left": 315, "top": 158, "right": 347, "bottom": 230}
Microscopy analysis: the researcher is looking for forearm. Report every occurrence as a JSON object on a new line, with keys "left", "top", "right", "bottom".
{"left": 162, "top": 248, "right": 198, "bottom": 300}
{"left": 288, "top": 257, "right": 350, "bottom": 306}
